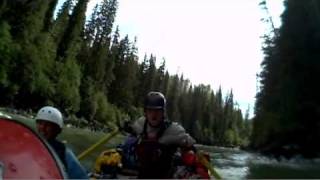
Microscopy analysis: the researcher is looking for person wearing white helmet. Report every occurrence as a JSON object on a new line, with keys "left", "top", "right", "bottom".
{"left": 36, "top": 106, "right": 88, "bottom": 179}
{"left": 36, "top": 106, "right": 63, "bottom": 140}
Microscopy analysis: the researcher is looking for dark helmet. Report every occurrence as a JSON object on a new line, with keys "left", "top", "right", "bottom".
{"left": 144, "top": 91, "right": 166, "bottom": 110}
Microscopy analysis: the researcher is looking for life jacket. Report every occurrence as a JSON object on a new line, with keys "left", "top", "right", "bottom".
{"left": 49, "top": 139, "right": 89, "bottom": 179}
{"left": 182, "top": 150, "right": 197, "bottom": 166}
{"left": 94, "top": 149, "right": 122, "bottom": 178}
{"left": 173, "top": 150, "right": 211, "bottom": 179}
{"left": 121, "top": 136, "right": 138, "bottom": 170}
{"left": 135, "top": 120, "right": 177, "bottom": 179}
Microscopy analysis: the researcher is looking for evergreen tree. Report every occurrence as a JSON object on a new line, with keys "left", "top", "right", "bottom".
{"left": 77, "top": 0, "right": 118, "bottom": 122}
{"left": 108, "top": 35, "right": 139, "bottom": 117}
{"left": 167, "top": 74, "right": 180, "bottom": 122}
{"left": 155, "top": 58, "right": 166, "bottom": 91}
{"left": 214, "top": 87, "right": 224, "bottom": 144}
{"left": 144, "top": 54, "right": 157, "bottom": 91}
{"left": 0, "top": 21, "right": 19, "bottom": 105}
{"left": 3, "top": 0, "right": 57, "bottom": 109}
{"left": 51, "top": 0, "right": 72, "bottom": 47}
{"left": 161, "top": 71, "right": 170, "bottom": 96}
{"left": 95, "top": 0, "right": 118, "bottom": 45}
{"left": 53, "top": 0, "right": 88, "bottom": 113}
{"left": 135, "top": 54, "right": 149, "bottom": 106}
{"left": 0, "top": 0, "right": 7, "bottom": 18}
{"left": 56, "top": 0, "right": 88, "bottom": 61}
{"left": 253, "top": 0, "right": 320, "bottom": 157}
{"left": 43, "top": 0, "right": 59, "bottom": 31}
{"left": 0, "top": 0, "right": 250, "bottom": 147}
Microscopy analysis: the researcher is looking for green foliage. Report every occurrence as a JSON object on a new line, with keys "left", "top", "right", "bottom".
{"left": 56, "top": 0, "right": 87, "bottom": 63}
{"left": 51, "top": 0, "right": 71, "bottom": 47}
{"left": 94, "top": 91, "right": 112, "bottom": 124}
{"left": 224, "top": 129, "right": 237, "bottom": 146}
{"left": 0, "top": 0, "right": 7, "bottom": 18}
{"left": 0, "top": 0, "right": 250, "bottom": 148}
{"left": 0, "top": 21, "right": 12, "bottom": 86}
{"left": 54, "top": 60, "right": 81, "bottom": 114}
{"left": 167, "top": 74, "right": 180, "bottom": 122}
{"left": 108, "top": 35, "right": 139, "bottom": 112}
{"left": 43, "top": 0, "right": 59, "bottom": 31}
{"left": 0, "top": 21, "right": 21, "bottom": 105}
{"left": 252, "top": 0, "right": 320, "bottom": 157}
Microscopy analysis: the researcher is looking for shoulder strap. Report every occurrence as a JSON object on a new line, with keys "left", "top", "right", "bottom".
{"left": 157, "top": 120, "right": 171, "bottom": 139}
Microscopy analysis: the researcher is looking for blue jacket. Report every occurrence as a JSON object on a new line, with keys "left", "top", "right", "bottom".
{"left": 48, "top": 139, "right": 88, "bottom": 179}
{"left": 65, "top": 147, "right": 88, "bottom": 179}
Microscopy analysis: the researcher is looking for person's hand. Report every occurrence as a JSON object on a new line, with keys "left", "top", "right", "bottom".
{"left": 117, "top": 120, "right": 136, "bottom": 135}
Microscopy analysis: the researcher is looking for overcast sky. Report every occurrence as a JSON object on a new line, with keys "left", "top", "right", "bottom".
{"left": 82, "top": 0, "right": 285, "bottom": 117}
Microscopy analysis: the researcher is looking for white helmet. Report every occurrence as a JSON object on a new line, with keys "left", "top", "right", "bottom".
{"left": 35, "top": 106, "right": 63, "bottom": 128}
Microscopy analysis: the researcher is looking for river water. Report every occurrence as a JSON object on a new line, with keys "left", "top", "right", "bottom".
{"left": 196, "top": 145, "right": 320, "bottom": 179}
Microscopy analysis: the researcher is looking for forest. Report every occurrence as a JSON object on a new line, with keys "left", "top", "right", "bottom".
{"left": 0, "top": 0, "right": 251, "bottom": 147}
{"left": 2, "top": 0, "right": 320, "bottom": 158}
{"left": 252, "top": 0, "right": 320, "bottom": 158}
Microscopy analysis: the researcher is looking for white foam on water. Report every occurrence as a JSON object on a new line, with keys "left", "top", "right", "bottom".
{"left": 200, "top": 146, "right": 320, "bottom": 179}
{"left": 0, "top": 111, "right": 12, "bottom": 119}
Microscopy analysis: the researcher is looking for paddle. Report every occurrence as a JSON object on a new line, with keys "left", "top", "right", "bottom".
{"left": 77, "top": 127, "right": 120, "bottom": 160}
{"left": 77, "top": 120, "right": 133, "bottom": 160}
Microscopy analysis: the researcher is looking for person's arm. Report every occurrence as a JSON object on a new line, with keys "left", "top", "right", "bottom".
{"left": 65, "top": 147, "right": 89, "bottom": 179}
{"left": 159, "top": 122, "right": 196, "bottom": 147}
{"left": 119, "top": 117, "right": 145, "bottom": 136}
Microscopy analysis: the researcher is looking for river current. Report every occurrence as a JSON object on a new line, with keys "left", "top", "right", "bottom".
{"left": 196, "top": 145, "right": 320, "bottom": 179}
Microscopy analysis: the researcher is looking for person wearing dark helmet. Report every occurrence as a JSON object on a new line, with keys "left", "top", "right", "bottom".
{"left": 35, "top": 106, "right": 88, "bottom": 179}
{"left": 129, "top": 91, "right": 196, "bottom": 178}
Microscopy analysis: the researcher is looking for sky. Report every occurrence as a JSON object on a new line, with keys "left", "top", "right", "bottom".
{"left": 78, "top": 0, "right": 285, "bottom": 118}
